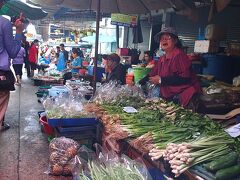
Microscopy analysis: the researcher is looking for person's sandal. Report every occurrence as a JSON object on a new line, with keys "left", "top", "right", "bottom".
{"left": 1, "top": 123, "right": 10, "bottom": 131}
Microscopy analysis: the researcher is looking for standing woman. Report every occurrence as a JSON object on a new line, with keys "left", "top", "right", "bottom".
{"left": 28, "top": 39, "right": 39, "bottom": 77}
{"left": 12, "top": 47, "right": 25, "bottom": 85}
{"left": 0, "top": 3, "right": 25, "bottom": 131}
{"left": 21, "top": 35, "right": 30, "bottom": 77}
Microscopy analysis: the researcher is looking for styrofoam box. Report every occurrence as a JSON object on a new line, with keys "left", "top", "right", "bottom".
{"left": 194, "top": 40, "right": 219, "bottom": 53}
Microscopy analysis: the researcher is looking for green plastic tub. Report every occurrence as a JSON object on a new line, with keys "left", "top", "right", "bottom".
{"left": 133, "top": 67, "right": 151, "bottom": 82}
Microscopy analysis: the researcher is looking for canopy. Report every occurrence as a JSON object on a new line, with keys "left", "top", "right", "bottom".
{"left": 0, "top": 0, "right": 48, "bottom": 20}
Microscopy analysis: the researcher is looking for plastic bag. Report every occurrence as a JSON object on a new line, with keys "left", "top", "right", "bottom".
{"left": 47, "top": 137, "right": 80, "bottom": 176}
{"left": 93, "top": 81, "right": 145, "bottom": 109}
{"left": 72, "top": 144, "right": 152, "bottom": 180}
{"left": 42, "top": 94, "right": 95, "bottom": 119}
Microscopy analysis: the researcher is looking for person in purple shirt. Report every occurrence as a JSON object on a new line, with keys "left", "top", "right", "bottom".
{"left": 0, "top": 0, "right": 25, "bottom": 131}
{"left": 12, "top": 47, "right": 26, "bottom": 85}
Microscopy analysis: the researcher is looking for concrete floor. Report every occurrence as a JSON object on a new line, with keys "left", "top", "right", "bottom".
{"left": 0, "top": 72, "right": 72, "bottom": 180}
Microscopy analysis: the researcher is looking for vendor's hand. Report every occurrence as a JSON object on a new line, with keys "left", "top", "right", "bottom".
{"left": 149, "top": 75, "right": 161, "bottom": 85}
{"left": 14, "top": 13, "right": 25, "bottom": 34}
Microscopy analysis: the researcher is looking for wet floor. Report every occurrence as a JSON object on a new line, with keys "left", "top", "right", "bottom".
{"left": 0, "top": 72, "right": 72, "bottom": 180}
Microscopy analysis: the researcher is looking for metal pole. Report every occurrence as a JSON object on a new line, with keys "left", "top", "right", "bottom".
{"left": 116, "top": 25, "right": 119, "bottom": 48}
{"left": 93, "top": 0, "right": 101, "bottom": 93}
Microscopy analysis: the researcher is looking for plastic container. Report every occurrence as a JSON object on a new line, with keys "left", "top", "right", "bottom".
{"left": 126, "top": 74, "right": 134, "bottom": 85}
{"left": 48, "top": 86, "right": 69, "bottom": 97}
{"left": 54, "top": 126, "right": 98, "bottom": 149}
{"left": 33, "top": 79, "right": 44, "bottom": 86}
{"left": 133, "top": 67, "right": 151, "bottom": 82}
{"left": 202, "top": 54, "right": 234, "bottom": 84}
{"left": 87, "top": 66, "right": 105, "bottom": 82}
{"left": 39, "top": 116, "right": 54, "bottom": 136}
{"left": 47, "top": 117, "right": 98, "bottom": 127}
{"left": 35, "top": 91, "right": 49, "bottom": 97}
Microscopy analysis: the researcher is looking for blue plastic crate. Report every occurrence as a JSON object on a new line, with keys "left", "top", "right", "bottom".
{"left": 47, "top": 117, "right": 98, "bottom": 127}
{"left": 57, "top": 125, "right": 96, "bottom": 133}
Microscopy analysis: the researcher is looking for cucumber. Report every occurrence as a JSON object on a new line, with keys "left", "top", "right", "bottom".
{"left": 215, "top": 165, "right": 240, "bottom": 180}
{"left": 206, "top": 152, "right": 238, "bottom": 171}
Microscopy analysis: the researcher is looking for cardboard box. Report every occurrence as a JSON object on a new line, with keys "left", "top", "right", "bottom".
{"left": 194, "top": 40, "right": 219, "bottom": 53}
{"left": 205, "top": 24, "right": 226, "bottom": 40}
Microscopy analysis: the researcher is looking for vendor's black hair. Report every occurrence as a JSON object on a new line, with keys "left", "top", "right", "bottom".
{"left": 72, "top": 48, "right": 78, "bottom": 55}
{"left": 144, "top": 51, "right": 153, "bottom": 58}
{"left": 102, "top": 54, "right": 108, "bottom": 60}
{"left": 107, "top": 53, "right": 120, "bottom": 63}
{"left": 60, "top": 43, "right": 64, "bottom": 47}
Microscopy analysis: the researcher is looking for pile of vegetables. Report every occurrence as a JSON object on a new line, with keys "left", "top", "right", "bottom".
{"left": 84, "top": 97, "right": 239, "bottom": 179}
{"left": 203, "top": 152, "right": 240, "bottom": 180}
{"left": 79, "top": 160, "right": 146, "bottom": 180}
{"left": 162, "top": 133, "right": 235, "bottom": 177}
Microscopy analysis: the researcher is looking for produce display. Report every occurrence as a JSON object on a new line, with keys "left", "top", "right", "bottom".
{"left": 84, "top": 92, "right": 240, "bottom": 179}
{"left": 42, "top": 82, "right": 240, "bottom": 179}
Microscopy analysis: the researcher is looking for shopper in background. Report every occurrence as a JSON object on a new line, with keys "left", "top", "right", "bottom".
{"left": 105, "top": 53, "right": 126, "bottom": 85}
{"left": 0, "top": 6, "right": 25, "bottom": 131}
{"left": 12, "top": 47, "right": 26, "bottom": 85}
{"left": 28, "top": 39, "right": 39, "bottom": 77}
{"left": 21, "top": 35, "right": 31, "bottom": 77}
{"left": 143, "top": 51, "right": 155, "bottom": 68}
{"left": 139, "top": 27, "right": 201, "bottom": 111}
{"left": 55, "top": 46, "right": 60, "bottom": 58}
{"left": 57, "top": 43, "right": 68, "bottom": 71}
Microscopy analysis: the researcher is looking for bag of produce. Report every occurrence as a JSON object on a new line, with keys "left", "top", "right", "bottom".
{"left": 71, "top": 143, "right": 152, "bottom": 180}
{"left": 47, "top": 137, "right": 80, "bottom": 176}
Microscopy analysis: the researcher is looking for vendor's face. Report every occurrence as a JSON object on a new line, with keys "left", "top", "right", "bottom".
{"left": 106, "top": 60, "right": 115, "bottom": 70}
{"left": 144, "top": 54, "right": 150, "bottom": 62}
{"left": 72, "top": 52, "right": 78, "bottom": 59}
{"left": 160, "top": 33, "right": 176, "bottom": 52}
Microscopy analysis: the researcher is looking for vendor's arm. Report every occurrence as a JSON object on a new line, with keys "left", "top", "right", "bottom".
{"left": 69, "top": 64, "right": 81, "bottom": 69}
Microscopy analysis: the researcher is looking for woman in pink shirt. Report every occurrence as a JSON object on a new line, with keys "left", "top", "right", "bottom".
{"left": 140, "top": 27, "right": 201, "bottom": 111}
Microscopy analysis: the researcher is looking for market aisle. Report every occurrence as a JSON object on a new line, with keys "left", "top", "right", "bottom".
{"left": 0, "top": 72, "right": 72, "bottom": 180}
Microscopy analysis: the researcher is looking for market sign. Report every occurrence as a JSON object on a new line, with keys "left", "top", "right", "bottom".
{"left": 111, "top": 13, "right": 138, "bottom": 27}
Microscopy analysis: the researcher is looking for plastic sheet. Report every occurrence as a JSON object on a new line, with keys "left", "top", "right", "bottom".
{"left": 93, "top": 81, "right": 145, "bottom": 108}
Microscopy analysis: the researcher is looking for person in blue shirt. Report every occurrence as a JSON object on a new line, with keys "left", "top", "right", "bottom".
{"left": 68, "top": 48, "right": 82, "bottom": 73}
{"left": 63, "top": 48, "right": 82, "bottom": 83}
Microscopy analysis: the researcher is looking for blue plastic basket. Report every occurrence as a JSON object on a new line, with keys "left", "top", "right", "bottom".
{"left": 47, "top": 117, "right": 98, "bottom": 127}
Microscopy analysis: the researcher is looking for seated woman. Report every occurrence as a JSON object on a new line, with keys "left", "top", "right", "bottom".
{"left": 104, "top": 53, "right": 126, "bottom": 85}
{"left": 139, "top": 27, "right": 201, "bottom": 110}
{"left": 143, "top": 51, "right": 155, "bottom": 68}
{"left": 63, "top": 48, "right": 83, "bottom": 83}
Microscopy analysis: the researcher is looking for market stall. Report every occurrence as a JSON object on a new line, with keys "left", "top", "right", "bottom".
{"left": 37, "top": 81, "right": 240, "bottom": 179}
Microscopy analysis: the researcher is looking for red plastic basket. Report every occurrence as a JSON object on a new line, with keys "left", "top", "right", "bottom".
{"left": 39, "top": 116, "right": 54, "bottom": 136}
